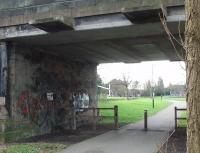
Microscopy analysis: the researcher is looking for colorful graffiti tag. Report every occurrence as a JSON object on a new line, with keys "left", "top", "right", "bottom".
{"left": 16, "top": 89, "right": 90, "bottom": 130}
{"left": 17, "top": 91, "right": 49, "bottom": 127}
{"left": 71, "top": 90, "right": 89, "bottom": 112}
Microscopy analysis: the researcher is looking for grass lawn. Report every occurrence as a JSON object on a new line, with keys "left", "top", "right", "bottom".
{"left": 0, "top": 143, "right": 67, "bottom": 153}
{"left": 178, "top": 112, "right": 187, "bottom": 128}
{"left": 98, "top": 97, "right": 171, "bottom": 124}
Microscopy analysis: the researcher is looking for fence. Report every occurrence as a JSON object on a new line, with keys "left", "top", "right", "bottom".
{"left": 174, "top": 107, "right": 187, "bottom": 129}
{"left": 71, "top": 105, "right": 119, "bottom": 130}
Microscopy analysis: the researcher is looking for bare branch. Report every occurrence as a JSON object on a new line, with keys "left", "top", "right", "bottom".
{"left": 159, "top": 12, "right": 186, "bottom": 61}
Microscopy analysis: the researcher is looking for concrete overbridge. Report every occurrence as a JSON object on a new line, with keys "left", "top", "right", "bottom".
{"left": 0, "top": 0, "right": 185, "bottom": 139}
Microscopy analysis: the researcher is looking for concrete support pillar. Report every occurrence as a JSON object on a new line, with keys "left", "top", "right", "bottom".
{"left": 0, "top": 43, "right": 98, "bottom": 138}
{"left": 0, "top": 42, "right": 8, "bottom": 144}
{"left": 0, "top": 97, "right": 7, "bottom": 144}
{"left": 88, "top": 64, "right": 97, "bottom": 108}
{"left": 0, "top": 42, "right": 8, "bottom": 97}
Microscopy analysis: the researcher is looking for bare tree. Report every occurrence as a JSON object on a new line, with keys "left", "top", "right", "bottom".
{"left": 185, "top": 0, "right": 200, "bottom": 152}
{"left": 160, "top": 3, "right": 200, "bottom": 152}
{"left": 131, "top": 81, "right": 139, "bottom": 97}
{"left": 122, "top": 74, "right": 132, "bottom": 99}
{"left": 142, "top": 80, "right": 152, "bottom": 97}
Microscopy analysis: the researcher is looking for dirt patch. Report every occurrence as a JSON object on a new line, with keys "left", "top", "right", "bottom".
{"left": 0, "top": 124, "right": 117, "bottom": 153}
{"left": 159, "top": 128, "right": 186, "bottom": 153}
{"left": 16, "top": 124, "right": 116, "bottom": 145}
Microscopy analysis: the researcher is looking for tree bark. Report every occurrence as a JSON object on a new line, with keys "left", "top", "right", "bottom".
{"left": 185, "top": 0, "right": 200, "bottom": 152}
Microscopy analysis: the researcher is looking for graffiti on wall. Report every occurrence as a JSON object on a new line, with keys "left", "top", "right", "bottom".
{"left": 14, "top": 52, "right": 95, "bottom": 131}
{"left": 16, "top": 89, "right": 90, "bottom": 128}
{"left": 71, "top": 89, "right": 90, "bottom": 112}
{"left": 17, "top": 91, "right": 49, "bottom": 127}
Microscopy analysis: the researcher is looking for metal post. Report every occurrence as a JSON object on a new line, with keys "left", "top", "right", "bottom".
{"left": 152, "top": 97, "right": 155, "bottom": 109}
{"left": 114, "top": 105, "right": 119, "bottom": 129}
{"left": 151, "top": 64, "right": 155, "bottom": 109}
{"left": 144, "top": 110, "right": 148, "bottom": 131}
{"left": 175, "top": 107, "right": 177, "bottom": 129}
{"left": 109, "top": 84, "right": 111, "bottom": 97}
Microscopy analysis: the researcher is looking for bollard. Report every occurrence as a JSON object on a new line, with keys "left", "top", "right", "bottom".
{"left": 175, "top": 107, "right": 177, "bottom": 129}
{"left": 144, "top": 110, "right": 148, "bottom": 131}
{"left": 152, "top": 98, "right": 155, "bottom": 109}
{"left": 114, "top": 105, "right": 119, "bottom": 129}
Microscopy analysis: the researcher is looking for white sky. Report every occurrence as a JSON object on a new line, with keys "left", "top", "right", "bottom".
{"left": 97, "top": 61, "right": 186, "bottom": 88}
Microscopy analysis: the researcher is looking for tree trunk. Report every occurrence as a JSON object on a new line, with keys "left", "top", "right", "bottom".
{"left": 126, "top": 86, "right": 129, "bottom": 100}
{"left": 185, "top": 0, "right": 200, "bottom": 152}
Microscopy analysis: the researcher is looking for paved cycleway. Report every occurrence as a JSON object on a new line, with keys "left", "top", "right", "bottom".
{"left": 60, "top": 101, "right": 186, "bottom": 153}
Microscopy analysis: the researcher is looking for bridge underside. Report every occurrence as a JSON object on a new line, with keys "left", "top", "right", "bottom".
{"left": 0, "top": 15, "right": 185, "bottom": 139}
{"left": 8, "top": 21, "right": 184, "bottom": 63}
{"left": 0, "top": 1, "right": 185, "bottom": 141}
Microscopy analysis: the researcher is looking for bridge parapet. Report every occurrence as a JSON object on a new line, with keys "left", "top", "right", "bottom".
{"left": 0, "top": 0, "right": 184, "bottom": 27}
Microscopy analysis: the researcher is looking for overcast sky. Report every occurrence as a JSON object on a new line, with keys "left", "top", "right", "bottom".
{"left": 97, "top": 61, "right": 186, "bottom": 88}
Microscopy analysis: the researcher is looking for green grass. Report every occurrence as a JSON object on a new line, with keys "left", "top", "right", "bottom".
{"left": 178, "top": 112, "right": 187, "bottom": 128}
{"left": 0, "top": 143, "right": 67, "bottom": 153}
{"left": 98, "top": 97, "right": 171, "bottom": 124}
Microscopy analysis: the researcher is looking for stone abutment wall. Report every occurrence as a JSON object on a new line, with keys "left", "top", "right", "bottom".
{"left": 0, "top": 42, "right": 97, "bottom": 141}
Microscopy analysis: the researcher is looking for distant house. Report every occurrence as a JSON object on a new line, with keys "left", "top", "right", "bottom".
{"left": 169, "top": 85, "right": 186, "bottom": 97}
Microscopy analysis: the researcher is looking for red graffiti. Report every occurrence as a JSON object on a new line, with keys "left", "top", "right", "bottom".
{"left": 17, "top": 90, "right": 67, "bottom": 127}
{"left": 17, "top": 91, "right": 30, "bottom": 116}
{"left": 22, "top": 107, "right": 29, "bottom": 116}
{"left": 17, "top": 91, "right": 49, "bottom": 126}
{"left": 18, "top": 91, "right": 29, "bottom": 102}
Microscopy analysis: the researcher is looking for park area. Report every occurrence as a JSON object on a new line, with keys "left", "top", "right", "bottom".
{"left": 98, "top": 97, "right": 170, "bottom": 124}
{"left": 0, "top": 96, "right": 185, "bottom": 153}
